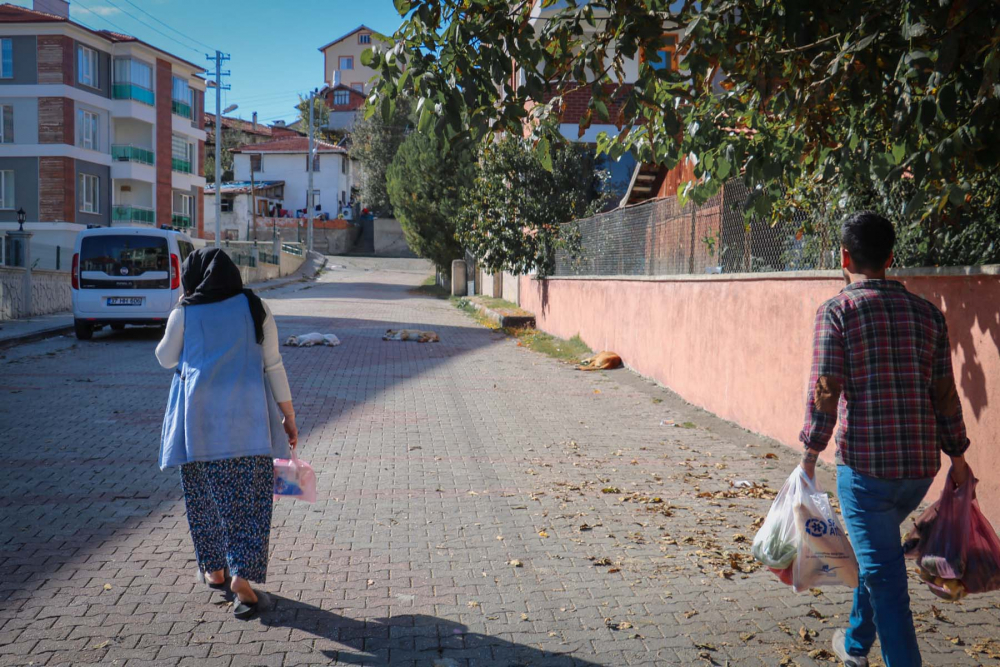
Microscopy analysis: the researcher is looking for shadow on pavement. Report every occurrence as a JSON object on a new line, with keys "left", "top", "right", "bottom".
{"left": 261, "top": 595, "right": 607, "bottom": 667}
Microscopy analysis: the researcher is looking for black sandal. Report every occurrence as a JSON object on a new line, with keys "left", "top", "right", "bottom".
{"left": 196, "top": 568, "right": 229, "bottom": 591}
{"left": 233, "top": 591, "right": 267, "bottom": 620}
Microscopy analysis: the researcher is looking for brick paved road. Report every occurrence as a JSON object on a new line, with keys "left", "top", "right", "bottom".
{"left": 2, "top": 257, "right": 1000, "bottom": 667}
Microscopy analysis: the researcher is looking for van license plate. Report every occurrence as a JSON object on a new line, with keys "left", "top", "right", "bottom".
{"left": 107, "top": 297, "right": 143, "bottom": 306}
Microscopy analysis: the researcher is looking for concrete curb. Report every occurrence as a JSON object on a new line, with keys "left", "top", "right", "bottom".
{"left": 0, "top": 253, "right": 329, "bottom": 350}
{"left": 467, "top": 300, "right": 536, "bottom": 329}
{"left": 0, "top": 322, "right": 74, "bottom": 351}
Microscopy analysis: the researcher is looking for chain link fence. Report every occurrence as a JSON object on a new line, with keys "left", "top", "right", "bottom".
{"left": 552, "top": 179, "right": 910, "bottom": 277}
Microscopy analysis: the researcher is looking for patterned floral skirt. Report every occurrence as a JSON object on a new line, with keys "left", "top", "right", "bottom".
{"left": 180, "top": 454, "right": 274, "bottom": 583}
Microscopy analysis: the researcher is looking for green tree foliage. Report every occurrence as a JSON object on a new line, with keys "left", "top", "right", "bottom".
{"left": 204, "top": 126, "right": 241, "bottom": 184}
{"left": 366, "top": 0, "right": 1000, "bottom": 266}
{"left": 386, "top": 131, "right": 473, "bottom": 272}
{"left": 351, "top": 97, "right": 415, "bottom": 215}
{"left": 295, "top": 94, "right": 345, "bottom": 144}
{"left": 458, "top": 136, "right": 608, "bottom": 277}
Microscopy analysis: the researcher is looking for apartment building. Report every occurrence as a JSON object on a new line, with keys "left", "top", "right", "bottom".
{"left": 0, "top": 0, "right": 207, "bottom": 236}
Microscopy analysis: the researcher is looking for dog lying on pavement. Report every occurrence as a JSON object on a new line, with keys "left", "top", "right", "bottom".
{"left": 284, "top": 333, "right": 341, "bottom": 347}
{"left": 382, "top": 329, "right": 440, "bottom": 343}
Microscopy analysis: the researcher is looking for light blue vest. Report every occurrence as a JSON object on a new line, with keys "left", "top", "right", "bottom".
{"left": 159, "top": 294, "right": 290, "bottom": 470}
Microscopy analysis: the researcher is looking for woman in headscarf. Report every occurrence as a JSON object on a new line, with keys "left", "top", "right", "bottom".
{"left": 155, "top": 247, "right": 297, "bottom": 620}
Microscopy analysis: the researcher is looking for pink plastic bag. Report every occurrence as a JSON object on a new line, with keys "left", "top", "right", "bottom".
{"left": 962, "top": 500, "right": 1000, "bottom": 594}
{"left": 903, "top": 475, "right": 975, "bottom": 580}
{"left": 273, "top": 450, "right": 317, "bottom": 503}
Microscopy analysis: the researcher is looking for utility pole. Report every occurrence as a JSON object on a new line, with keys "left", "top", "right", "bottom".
{"left": 206, "top": 50, "right": 231, "bottom": 248}
{"left": 306, "top": 87, "right": 317, "bottom": 252}
{"left": 249, "top": 159, "right": 257, "bottom": 242}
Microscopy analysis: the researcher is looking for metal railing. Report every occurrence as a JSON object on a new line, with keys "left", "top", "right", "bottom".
{"left": 112, "top": 82, "right": 154, "bottom": 106}
{"left": 171, "top": 158, "right": 192, "bottom": 174}
{"left": 111, "top": 144, "right": 155, "bottom": 165}
{"left": 281, "top": 243, "right": 303, "bottom": 256}
{"left": 112, "top": 205, "right": 155, "bottom": 225}
{"left": 171, "top": 99, "right": 192, "bottom": 119}
{"left": 171, "top": 213, "right": 192, "bottom": 228}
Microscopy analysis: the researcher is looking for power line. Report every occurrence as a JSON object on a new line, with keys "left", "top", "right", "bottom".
{"left": 121, "top": 0, "right": 217, "bottom": 52}
{"left": 94, "top": 0, "right": 211, "bottom": 58}
{"left": 72, "top": 0, "right": 139, "bottom": 37}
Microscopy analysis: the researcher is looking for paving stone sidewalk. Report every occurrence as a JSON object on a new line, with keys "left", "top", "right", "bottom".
{"left": 1, "top": 256, "right": 999, "bottom": 667}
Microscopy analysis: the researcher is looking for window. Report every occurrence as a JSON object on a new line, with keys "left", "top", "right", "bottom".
{"left": 308, "top": 189, "right": 320, "bottom": 208}
{"left": 341, "top": 191, "right": 346, "bottom": 205}
{"left": 250, "top": 154, "right": 262, "bottom": 172}
{"left": 172, "top": 135, "right": 192, "bottom": 172}
{"left": 306, "top": 152, "right": 320, "bottom": 171}
{"left": 221, "top": 198, "right": 233, "bottom": 212}
{"left": 0, "top": 105, "right": 12, "bottom": 144}
{"left": 80, "top": 235, "right": 168, "bottom": 276}
{"left": 113, "top": 58, "right": 154, "bottom": 104}
{"left": 174, "top": 193, "right": 192, "bottom": 216}
{"left": 77, "top": 45, "right": 99, "bottom": 88}
{"left": 77, "top": 109, "right": 99, "bottom": 150}
{"left": 177, "top": 240, "right": 195, "bottom": 262}
{"left": 79, "top": 173, "right": 100, "bottom": 214}
{"left": 351, "top": 83, "right": 364, "bottom": 93}
{"left": 358, "top": 33, "right": 371, "bottom": 45}
{"left": 172, "top": 76, "right": 192, "bottom": 117}
{"left": 0, "top": 39, "right": 12, "bottom": 79}
{"left": 338, "top": 56, "right": 353, "bottom": 70}
{"left": 0, "top": 170, "right": 13, "bottom": 209}
{"left": 333, "top": 90, "right": 350, "bottom": 106}
{"left": 341, "top": 155, "right": 347, "bottom": 174}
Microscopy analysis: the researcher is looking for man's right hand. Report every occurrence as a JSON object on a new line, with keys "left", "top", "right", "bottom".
{"left": 949, "top": 455, "right": 970, "bottom": 487}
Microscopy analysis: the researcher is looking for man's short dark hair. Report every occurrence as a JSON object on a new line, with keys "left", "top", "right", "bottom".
{"left": 841, "top": 211, "right": 896, "bottom": 271}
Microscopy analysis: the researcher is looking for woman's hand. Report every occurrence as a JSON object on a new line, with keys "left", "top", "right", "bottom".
{"left": 283, "top": 415, "right": 298, "bottom": 449}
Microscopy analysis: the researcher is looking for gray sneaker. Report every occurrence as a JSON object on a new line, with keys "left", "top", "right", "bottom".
{"left": 832, "top": 629, "right": 869, "bottom": 667}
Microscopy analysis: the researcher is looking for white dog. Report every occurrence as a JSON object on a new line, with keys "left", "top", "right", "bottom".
{"left": 284, "top": 333, "right": 341, "bottom": 347}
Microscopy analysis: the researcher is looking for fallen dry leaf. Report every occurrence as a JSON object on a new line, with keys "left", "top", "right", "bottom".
{"left": 467, "top": 600, "right": 480, "bottom": 608}
{"left": 538, "top": 530, "right": 549, "bottom": 538}
{"left": 89, "top": 640, "right": 111, "bottom": 650}
{"left": 683, "top": 610, "right": 699, "bottom": 619}
{"left": 507, "top": 559, "right": 523, "bottom": 567}
{"left": 102, "top": 583, "right": 112, "bottom": 591}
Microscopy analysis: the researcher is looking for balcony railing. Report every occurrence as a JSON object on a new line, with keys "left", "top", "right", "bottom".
{"left": 172, "top": 99, "right": 192, "bottom": 119}
{"left": 111, "top": 144, "right": 155, "bottom": 165}
{"left": 172, "top": 213, "right": 192, "bottom": 228}
{"left": 171, "top": 158, "right": 192, "bottom": 174}
{"left": 112, "top": 82, "right": 155, "bottom": 106}
{"left": 112, "top": 205, "right": 155, "bottom": 225}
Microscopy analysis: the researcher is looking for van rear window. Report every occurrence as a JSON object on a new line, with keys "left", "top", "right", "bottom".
{"left": 80, "top": 235, "right": 169, "bottom": 277}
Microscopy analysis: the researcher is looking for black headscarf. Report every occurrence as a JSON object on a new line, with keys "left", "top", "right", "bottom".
{"left": 178, "top": 248, "right": 266, "bottom": 345}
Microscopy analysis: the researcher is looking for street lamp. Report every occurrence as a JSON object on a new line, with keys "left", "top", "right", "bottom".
{"left": 16, "top": 208, "right": 25, "bottom": 231}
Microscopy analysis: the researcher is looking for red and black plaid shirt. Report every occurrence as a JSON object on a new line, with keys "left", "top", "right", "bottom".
{"left": 799, "top": 279, "right": 969, "bottom": 479}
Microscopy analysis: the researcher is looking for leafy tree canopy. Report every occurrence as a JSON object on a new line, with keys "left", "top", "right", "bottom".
{"left": 365, "top": 0, "right": 1000, "bottom": 228}
{"left": 352, "top": 96, "right": 415, "bottom": 215}
{"left": 386, "top": 131, "right": 474, "bottom": 272}
{"left": 458, "top": 136, "right": 608, "bottom": 276}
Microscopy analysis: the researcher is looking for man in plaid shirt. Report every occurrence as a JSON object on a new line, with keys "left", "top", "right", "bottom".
{"left": 798, "top": 212, "right": 970, "bottom": 667}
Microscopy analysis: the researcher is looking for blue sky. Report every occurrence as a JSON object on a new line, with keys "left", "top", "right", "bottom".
{"left": 12, "top": 0, "right": 404, "bottom": 125}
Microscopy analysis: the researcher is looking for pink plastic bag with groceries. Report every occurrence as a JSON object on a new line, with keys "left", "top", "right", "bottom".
{"left": 273, "top": 450, "right": 317, "bottom": 503}
{"left": 903, "top": 473, "right": 1000, "bottom": 600}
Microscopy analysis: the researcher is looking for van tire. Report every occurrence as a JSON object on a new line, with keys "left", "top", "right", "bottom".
{"left": 110, "top": 323, "right": 126, "bottom": 331}
{"left": 74, "top": 320, "right": 94, "bottom": 341}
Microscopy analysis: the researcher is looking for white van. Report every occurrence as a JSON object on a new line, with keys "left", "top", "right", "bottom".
{"left": 71, "top": 227, "right": 196, "bottom": 340}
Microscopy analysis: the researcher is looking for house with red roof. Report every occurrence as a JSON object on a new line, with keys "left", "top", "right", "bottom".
{"left": 230, "top": 136, "right": 359, "bottom": 219}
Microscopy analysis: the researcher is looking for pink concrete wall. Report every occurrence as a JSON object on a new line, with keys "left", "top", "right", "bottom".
{"left": 521, "top": 271, "right": 1000, "bottom": 523}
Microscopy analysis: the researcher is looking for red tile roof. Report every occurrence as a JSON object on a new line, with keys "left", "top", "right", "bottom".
{"left": 0, "top": 3, "right": 203, "bottom": 72}
{"left": 232, "top": 136, "right": 346, "bottom": 154}
{"left": 0, "top": 3, "right": 65, "bottom": 21}
{"left": 205, "top": 115, "right": 274, "bottom": 137}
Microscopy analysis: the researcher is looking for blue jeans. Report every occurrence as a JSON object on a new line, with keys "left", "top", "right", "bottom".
{"left": 836, "top": 465, "right": 934, "bottom": 667}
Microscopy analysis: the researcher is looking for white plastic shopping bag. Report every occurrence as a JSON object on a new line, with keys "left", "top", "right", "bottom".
{"left": 752, "top": 466, "right": 858, "bottom": 592}
{"left": 273, "top": 449, "right": 317, "bottom": 503}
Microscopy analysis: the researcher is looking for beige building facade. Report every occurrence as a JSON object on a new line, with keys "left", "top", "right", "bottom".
{"left": 319, "top": 25, "right": 383, "bottom": 94}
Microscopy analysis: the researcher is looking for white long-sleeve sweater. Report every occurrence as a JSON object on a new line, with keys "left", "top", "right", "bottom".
{"left": 154, "top": 300, "right": 292, "bottom": 403}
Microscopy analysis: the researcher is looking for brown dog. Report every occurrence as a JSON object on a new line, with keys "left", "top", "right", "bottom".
{"left": 576, "top": 351, "right": 622, "bottom": 371}
{"left": 383, "top": 329, "right": 440, "bottom": 343}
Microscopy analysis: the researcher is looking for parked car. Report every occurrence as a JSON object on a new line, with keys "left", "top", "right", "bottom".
{"left": 71, "top": 227, "right": 196, "bottom": 340}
